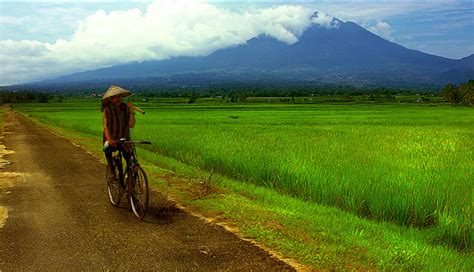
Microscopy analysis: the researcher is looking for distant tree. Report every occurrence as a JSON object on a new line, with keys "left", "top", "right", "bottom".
{"left": 229, "top": 92, "right": 238, "bottom": 102}
{"left": 384, "top": 93, "right": 395, "bottom": 101}
{"left": 238, "top": 91, "right": 248, "bottom": 102}
{"left": 344, "top": 95, "right": 355, "bottom": 102}
{"left": 229, "top": 91, "right": 248, "bottom": 102}
{"left": 458, "top": 80, "right": 474, "bottom": 107}
{"left": 0, "top": 91, "right": 52, "bottom": 103}
{"left": 188, "top": 92, "right": 200, "bottom": 103}
{"left": 442, "top": 83, "right": 461, "bottom": 106}
{"left": 36, "top": 93, "right": 50, "bottom": 103}
{"left": 52, "top": 95, "right": 65, "bottom": 103}
{"left": 442, "top": 81, "right": 473, "bottom": 107}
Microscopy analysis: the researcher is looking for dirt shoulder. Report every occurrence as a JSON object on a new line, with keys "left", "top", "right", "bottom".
{"left": 0, "top": 109, "right": 294, "bottom": 271}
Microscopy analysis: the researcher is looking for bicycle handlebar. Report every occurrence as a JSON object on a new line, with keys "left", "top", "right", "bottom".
{"left": 118, "top": 138, "right": 151, "bottom": 145}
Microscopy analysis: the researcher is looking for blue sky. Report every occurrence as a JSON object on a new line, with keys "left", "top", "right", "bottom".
{"left": 0, "top": 0, "right": 473, "bottom": 85}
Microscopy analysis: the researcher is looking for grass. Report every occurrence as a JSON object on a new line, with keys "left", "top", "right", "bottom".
{"left": 11, "top": 99, "right": 473, "bottom": 270}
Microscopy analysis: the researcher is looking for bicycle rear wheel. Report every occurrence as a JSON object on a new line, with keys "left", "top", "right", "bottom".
{"left": 106, "top": 163, "right": 123, "bottom": 207}
{"left": 129, "top": 165, "right": 149, "bottom": 220}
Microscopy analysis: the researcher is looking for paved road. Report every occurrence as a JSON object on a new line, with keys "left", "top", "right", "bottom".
{"left": 0, "top": 110, "right": 294, "bottom": 271}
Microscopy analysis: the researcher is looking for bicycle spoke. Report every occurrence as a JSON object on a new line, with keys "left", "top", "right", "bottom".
{"left": 130, "top": 166, "right": 149, "bottom": 219}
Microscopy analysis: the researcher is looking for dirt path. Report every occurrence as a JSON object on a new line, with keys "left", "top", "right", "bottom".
{"left": 0, "top": 110, "right": 294, "bottom": 271}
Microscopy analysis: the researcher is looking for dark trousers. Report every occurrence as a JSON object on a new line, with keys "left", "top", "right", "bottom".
{"left": 104, "top": 145, "right": 131, "bottom": 181}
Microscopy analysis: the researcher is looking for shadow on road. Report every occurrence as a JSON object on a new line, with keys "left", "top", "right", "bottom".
{"left": 145, "top": 203, "right": 183, "bottom": 225}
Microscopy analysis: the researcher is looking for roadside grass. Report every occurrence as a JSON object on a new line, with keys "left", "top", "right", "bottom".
{"left": 13, "top": 101, "right": 473, "bottom": 270}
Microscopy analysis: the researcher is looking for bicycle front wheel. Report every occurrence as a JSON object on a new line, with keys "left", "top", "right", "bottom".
{"left": 129, "top": 165, "right": 149, "bottom": 220}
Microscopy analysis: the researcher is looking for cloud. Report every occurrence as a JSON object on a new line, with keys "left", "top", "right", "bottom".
{"left": 310, "top": 2, "right": 450, "bottom": 22}
{"left": 0, "top": 16, "right": 26, "bottom": 25}
{"left": 368, "top": 20, "right": 393, "bottom": 41}
{"left": 0, "top": 0, "right": 325, "bottom": 85}
{"left": 311, "top": 11, "right": 340, "bottom": 28}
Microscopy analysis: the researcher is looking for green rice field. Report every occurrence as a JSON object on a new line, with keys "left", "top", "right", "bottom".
{"left": 14, "top": 100, "right": 473, "bottom": 251}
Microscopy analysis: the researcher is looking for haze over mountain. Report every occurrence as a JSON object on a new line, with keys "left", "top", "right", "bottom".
{"left": 32, "top": 12, "right": 474, "bottom": 89}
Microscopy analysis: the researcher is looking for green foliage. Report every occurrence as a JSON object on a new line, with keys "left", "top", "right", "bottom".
{"left": 459, "top": 80, "right": 474, "bottom": 106}
{"left": 187, "top": 91, "right": 200, "bottom": 104}
{"left": 229, "top": 91, "right": 248, "bottom": 102}
{"left": 0, "top": 91, "right": 63, "bottom": 103}
{"left": 442, "top": 80, "right": 474, "bottom": 106}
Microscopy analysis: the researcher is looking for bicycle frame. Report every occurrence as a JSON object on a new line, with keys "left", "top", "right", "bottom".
{"left": 111, "top": 138, "right": 150, "bottom": 186}
{"left": 106, "top": 138, "right": 151, "bottom": 219}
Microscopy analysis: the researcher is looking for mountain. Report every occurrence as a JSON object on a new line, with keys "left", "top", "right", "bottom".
{"left": 35, "top": 12, "right": 473, "bottom": 89}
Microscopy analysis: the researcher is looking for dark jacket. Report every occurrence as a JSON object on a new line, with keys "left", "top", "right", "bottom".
{"left": 102, "top": 102, "right": 130, "bottom": 143}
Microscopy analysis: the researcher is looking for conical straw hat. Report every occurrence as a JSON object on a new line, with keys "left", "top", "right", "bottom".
{"left": 102, "top": 85, "right": 133, "bottom": 100}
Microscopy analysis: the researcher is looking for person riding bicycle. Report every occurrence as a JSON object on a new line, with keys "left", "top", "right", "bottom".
{"left": 101, "top": 85, "right": 136, "bottom": 180}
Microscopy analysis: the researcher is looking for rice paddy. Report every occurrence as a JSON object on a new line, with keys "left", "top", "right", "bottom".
{"left": 15, "top": 100, "right": 473, "bottom": 251}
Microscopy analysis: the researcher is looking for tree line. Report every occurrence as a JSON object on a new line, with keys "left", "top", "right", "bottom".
{"left": 2, "top": 81, "right": 472, "bottom": 106}
{"left": 0, "top": 91, "right": 64, "bottom": 104}
{"left": 441, "top": 80, "right": 473, "bottom": 107}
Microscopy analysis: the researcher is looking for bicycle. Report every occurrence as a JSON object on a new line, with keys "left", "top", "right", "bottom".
{"left": 105, "top": 138, "right": 151, "bottom": 220}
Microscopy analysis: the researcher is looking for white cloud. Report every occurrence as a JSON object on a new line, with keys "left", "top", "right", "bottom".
{"left": 311, "top": 11, "right": 340, "bottom": 28}
{"left": 0, "top": 16, "right": 26, "bottom": 25}
{"left": 368, "top": 20, "right": 393, "bottom": 41}
{"left": 1, "top": 0, "right": 328, "bottom": 85}
{"left": 309, "top": 2, "right": 449, "bottom": 22}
